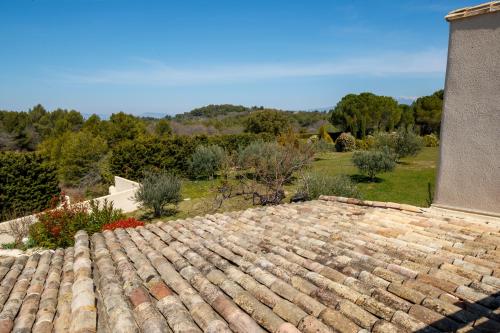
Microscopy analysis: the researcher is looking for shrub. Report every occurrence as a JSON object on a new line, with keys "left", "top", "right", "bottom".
{"left": 102, "top": 218, "right": 144, "bottom": 231}
{"left": 296, "top": 173, "right": 361, "bottom": 200}
{"left": 188, "top": 145, "right": 226, "bottom": 179}
{"left": 0, "top": 151, "right": 60, "bottom": 221}
{"left": 374, "top": 130, "right": 423, "bottom": 160}
{"left": 319, "top": 125, "right": 334, "bottom": 143}
{"left": 237, "top": 141, "right": 315, "bottom": 205}
{"left": 244, "top": 110, "right": 291, "bottom": 135}
{"left": 28, "top": 197, "right": 124, "bottom": 248}
{"left": 335, "top": 133, "right": 356, "bottom": 152}
{"left": 393, "top": 130, "right": 423, "bottom": 160}
{"left": 423, "top": 133, "right": 439, "bottom": 147}
{"left": 313, "top": 140, "right": 335, "bottom": 153}
{"left": 355, "top": 139, "right": 369, "bottom": 151}
{"left": 352, "top": 148, "right": 396, "bottom": 181}
{"left": 134, "top": 170, "right": 182, "bottom": 217}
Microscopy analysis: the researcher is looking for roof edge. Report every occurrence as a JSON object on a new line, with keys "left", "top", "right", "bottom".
{"left": 446, "top": 1, "right": 500, "bottom": 21}
{"left": 318, "top": 195, "right": 424, "bottom": 213}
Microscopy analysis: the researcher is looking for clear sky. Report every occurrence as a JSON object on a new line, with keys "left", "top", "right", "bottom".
{"left": 0, "top": 0, "right": 472, "bottom": 116}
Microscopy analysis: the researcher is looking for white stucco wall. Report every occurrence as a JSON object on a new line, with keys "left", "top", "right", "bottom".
{"left": 434, "top": 11, "right": 500, "bottom": 216}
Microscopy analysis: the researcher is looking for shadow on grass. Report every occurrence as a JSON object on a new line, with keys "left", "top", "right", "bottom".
{"left": 350, "top": 174, "right": 383, "bottom": 183}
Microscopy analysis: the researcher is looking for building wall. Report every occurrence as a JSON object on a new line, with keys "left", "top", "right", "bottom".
{"left": 434, "top": 11, "right": 500, "bottom": 216}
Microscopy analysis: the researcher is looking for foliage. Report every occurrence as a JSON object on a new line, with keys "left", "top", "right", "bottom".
{"left": 398, "top": 104, "right": 415, "bottom": 130}
{"left": 412, "top": 90, "right": 443, "bottom": 135}
{"left": 134, "top": 170, "right": 182, "bottom": 217}
{"left": 0, "top": 105, "right": 84, "bottom": 151}
{"left": 175, "top": 104, "right": 251, "bottom": 119}
{"left": 330, "top": 93, "right": 401, "bottom": 138}
{"left": 423, "top": 133, "right": 439, "bottom": 147}
{"left": 102, "top": 112, "right": 146, "bottom": 145}
{"left": 38, "top": 130, "right": 108, "bottom": 187}
{"left": 154, "top": 119, "right": 172, "bottom": 137}
{"left": 352, "top": 148, "right": 396, "bottom": 181}
{"left": 189, "top": 145, "right": 226, "bottom": 179}
{"left": 29, "top": 196, "right": 124, "bottom": 248}
{"left": 319, "top": 125, "right": 334, "bottom": 143}
{"left": 296, "top": 173, "right": 361, "bottom": 200}
{"left": 244, "top": 110, "right": 291, "bottom": 135}
{"left": 393, "top": 130, "right": 423, "bottom": 160}
{"left": 335, "top": 133, "right": 356, "bottom": 152}
{"left": 109, "top": 133, "right": 273, "bottom": 180}
{"left": 102, "top": 217, "right": 144, "bottom": 231}
{"left": 374, "top": 130, "right": 423, "bottom": 160}
{"left": 355, "top": 139, "right": 369, "bottom": 150}
{"left": 0, "top": 151, "right": 60, "bottom": 220}
{"left": 235, "top": 140, "right": 315, "bottom": 205}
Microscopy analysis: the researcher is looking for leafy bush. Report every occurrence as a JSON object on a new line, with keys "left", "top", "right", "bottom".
{"left": 335, "top": 132, "right": 356, "bottom": 152}
{"left": 189, "top": 145, "right": 226, "bottom": 179}
{"left": 393, "top": 130, "right": 423, "bottom": 160}
{"left": 355, "top": 139, "right": 369, "bottom": 150}
{"left": 318, "top": 125, "right": 333, "bottom": 143}
{"left": 29, "top": 196, "right": 124, "bottom": 248}
{"left": 134, "top": 170, "right": 182, "bottom": 217}
{"left": 352, "top": 148, "right": 396, "bottom": 181}
{"left": 423, "top": 133, "right": 439, "bottom": 147}
{"left": 102, "top": 218, "right": 144, "bottom": 231}
{"left": 109, "top": 133, "right": 273, "bottom": 180}
{"left": 374, "top": 130, "right": 423, "bottom": 160}
{"left": 244, "top": 110, "right": 291, "bottom": 135}
{"left": 0, "top": 151, "right": 60, "bottom": 221}
{"left": 297, "top": 173, "right": 360, "bottom": 200}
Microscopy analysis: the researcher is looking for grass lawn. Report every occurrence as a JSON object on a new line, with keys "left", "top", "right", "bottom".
{"left": 129, "top": 147, "right": 439, "bottom": 221}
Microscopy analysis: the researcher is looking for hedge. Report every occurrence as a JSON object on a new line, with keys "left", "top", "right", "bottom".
{"left": 109, "top": 133, "right": 273, "bottom": 181}
{"left": 0, "top": 151, "right": 60, "bottom": 220}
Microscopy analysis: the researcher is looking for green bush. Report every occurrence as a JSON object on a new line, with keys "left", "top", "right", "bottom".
{"left": 0, "top": 152, "right": 60, "bottom": 220}
{"left": 374, "top": 130, "right": 423, "bottom": 160}
{"left": 335, "top": 132, "right": 356, "bottom": 152}
{"left": 109, "top": 133, "right": 274, "bottom": 180}
{"left": 29, "top": 198, "right": 124, "bottom": 248}
{"left": 297, "top": 173, "right": 360, "bottom": 200}
{"left": 244, "top": 110, "right": 291, "bottom": 135}
{"left": 134, "top": 170, "right": 182, "bottom": 217}
{"left": 393, "top": 130, "right": 423, "bottom": 160}
{"left": 423, "top": 133, "right": 439, "bottom": 147}
{"left": 189, "top": 145, "right": 227, "bottom": 179}
{"left": 355, "top": 139, "right": 369, "bottom": 150}
{"left": 352, "top": 148, "right": 396, "bottom": 181}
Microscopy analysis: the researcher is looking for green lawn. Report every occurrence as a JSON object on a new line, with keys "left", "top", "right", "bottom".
{"left": 129, "top": 147, "right": 439, "bottom": 221}
{"left": 308, "top": 147, "right": 438, "bottom": 206}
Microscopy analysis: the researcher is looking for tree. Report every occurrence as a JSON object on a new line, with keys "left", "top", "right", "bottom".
{"left": 413, "top": 90, "right": 443, "bottom": 135}
{"left": 0, "top": 152, "right": 60, "bottom": 220}
{"left": 398, "top": 104, "right": 415, "bottom": 131}
{"left": 235, "top": 140, "right": 315, "bottom": 205}
{"left": 244, "top": 110, "right": 291, "bottom": 135}
{"left": 352, "top": 148, "right": 396, "bottom": 181}
{"left": 188, "top": 145, "right": 226, "bottom": 179}
{"left": 39, "top": 131, "right": 108, "bottom": 186}
{"left": 319, "top": 125, "right": 334, "bottom": 143}
{"left": 155, "top": 119, "right": 172, "bottom": 137}
{"left": 103, "top": 112, "right": 146, "bottom": 145}
{"left": 134, "top": 171, "right": 182, "bottom": 217}
{"left": 330, "top": 93, "right": 401, "bottom": 138}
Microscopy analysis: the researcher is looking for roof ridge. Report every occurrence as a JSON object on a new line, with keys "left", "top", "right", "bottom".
{"left": 446, "top": 1, "right": 500, "bottom": 21}
{"left": 318, "top": 195, "right": 424, "bottom": 213}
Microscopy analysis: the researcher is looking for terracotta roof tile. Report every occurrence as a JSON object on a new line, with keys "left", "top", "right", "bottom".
{"left": 0, "top": 196, "right": 499, "bottom": 332}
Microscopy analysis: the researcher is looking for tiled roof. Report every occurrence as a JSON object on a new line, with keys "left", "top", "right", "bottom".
{"left": 446, "top": 1, "right": 500, "bottom": 21}
{"left": 0, "top": 197, "right": 499, "bottom": 332}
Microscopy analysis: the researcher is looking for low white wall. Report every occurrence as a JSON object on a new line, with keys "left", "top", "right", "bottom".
{"left": 0, "top": 176, "right": 140, "bottom": 244}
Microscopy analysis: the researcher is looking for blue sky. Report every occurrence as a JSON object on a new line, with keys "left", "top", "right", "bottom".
{"left": 0, "top": 0, "right": 472, "bottom": 116}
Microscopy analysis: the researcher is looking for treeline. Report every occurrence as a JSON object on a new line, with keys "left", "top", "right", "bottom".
{"left": 330, "top": 90, "right": 443, "bottom": 138}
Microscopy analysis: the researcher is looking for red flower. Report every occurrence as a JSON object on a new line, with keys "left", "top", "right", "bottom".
{"left": 102, "top": 218, "right": 145, "bottom": 231}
